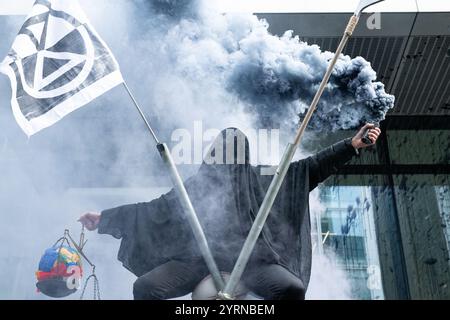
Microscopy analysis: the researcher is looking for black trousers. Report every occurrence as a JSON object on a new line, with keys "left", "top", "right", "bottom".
{"left": 133, "top": 259, "right": 306, "bottom": 300}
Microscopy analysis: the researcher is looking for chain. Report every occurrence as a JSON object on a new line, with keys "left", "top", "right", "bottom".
{"left": 80, "top": 266, "right": 101, "bottom": 300}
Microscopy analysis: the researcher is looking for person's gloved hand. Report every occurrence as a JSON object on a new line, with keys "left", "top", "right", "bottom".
{"left": 352, "top": 123, "right": 381, "bottom": 149}
{"left": 78, "top": 212, "right": 101, "bottom": 231}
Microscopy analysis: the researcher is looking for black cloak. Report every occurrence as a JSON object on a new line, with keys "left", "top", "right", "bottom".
{"left": 98, "top": 128, "right": 358, "bottom": 290}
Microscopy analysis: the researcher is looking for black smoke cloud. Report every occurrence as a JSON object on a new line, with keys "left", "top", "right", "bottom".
{"left": 227, "top": 28, "right": 395, "bottom": 130}
{"left": 147, "top": 1, "right": 395, "bottom": 131}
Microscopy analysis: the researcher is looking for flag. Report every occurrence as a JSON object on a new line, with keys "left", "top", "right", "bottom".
{"left": 0, "top": 0, "right": 123, "bottom": 136}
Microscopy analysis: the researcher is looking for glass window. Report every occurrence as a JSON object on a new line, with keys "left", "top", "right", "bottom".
{"left": 391, "top": 174, "right": 450, "bottom": 299}
{"left": 318, "top": 185, "right": 385, "bottom": 300}
{"left": 436, "top": 185, "right": 450, "bottom": 256}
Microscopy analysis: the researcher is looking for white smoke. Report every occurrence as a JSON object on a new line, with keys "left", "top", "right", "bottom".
{"left": 307, "top": 190, "right": 352, "bottom": 300}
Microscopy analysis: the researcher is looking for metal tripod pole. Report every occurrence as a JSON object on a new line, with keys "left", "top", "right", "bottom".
{"left": 219, "top": 0, "right": 385, "bottom": 300}
{"left": 123, "top": 82, "right": 225, "bottom": 291}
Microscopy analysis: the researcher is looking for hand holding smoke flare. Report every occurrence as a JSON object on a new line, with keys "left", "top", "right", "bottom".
{"left": 352, "top": 123, "right": 381, "bottom": 148}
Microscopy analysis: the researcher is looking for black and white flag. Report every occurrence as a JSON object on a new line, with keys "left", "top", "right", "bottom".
{"left": 0, "top": 0, "right": 123, "bottom": 136}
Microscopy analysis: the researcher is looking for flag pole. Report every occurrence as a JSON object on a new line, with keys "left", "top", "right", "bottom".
{"left": 122, "top": 83, "right": 225, "bottom": 291}
{"left": 123, "top": 82, "right": 160, "bottom": 144}
{"left": 218, "top": 0, "right": 385, "bottom": 300}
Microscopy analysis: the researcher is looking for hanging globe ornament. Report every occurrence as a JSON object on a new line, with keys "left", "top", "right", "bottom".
{"left": 35, "top": 230, "right": 83, "bottom": 298}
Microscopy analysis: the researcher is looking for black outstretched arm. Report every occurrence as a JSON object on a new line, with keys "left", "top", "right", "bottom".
{"left": 307, "top": 138, "right": 359, "bottom": 191}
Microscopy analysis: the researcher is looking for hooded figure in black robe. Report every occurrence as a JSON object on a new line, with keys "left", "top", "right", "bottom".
{"left": 96, "top": 127, "right": 364, "bottom": 300}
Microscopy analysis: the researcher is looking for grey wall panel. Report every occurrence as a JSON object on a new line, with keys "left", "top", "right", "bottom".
{"left": 259, "top": 13, "right": 417, "bottom": 37}
{"left": 390, "top": 35, "right": 450, "bottom": 115}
